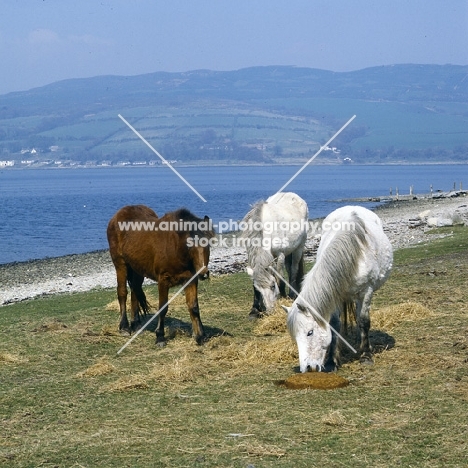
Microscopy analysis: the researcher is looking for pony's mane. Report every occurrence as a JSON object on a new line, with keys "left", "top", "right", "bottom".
{"left": 168, "top": 208, "right": 201, "bottom": 223}
{"left": 241, "top": 200, "right": 275, "bottom": 286}
{"left": 295, "top": 213, "right": 368, "bottom": 325}
{"left": 164, "top": 208, "right": 215, "bottom": 238}
{"left": 240, "top": 200, "right": 264, "bottom": 242}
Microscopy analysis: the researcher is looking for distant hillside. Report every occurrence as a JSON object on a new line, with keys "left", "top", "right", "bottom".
{"left": 1, "top": 64, "right": 468, "bottom": 167}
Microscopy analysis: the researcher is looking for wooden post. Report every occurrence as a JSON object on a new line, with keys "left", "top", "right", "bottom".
{"left": 396, "top": 186, "right": 399, "bottom": 201}
{"left": 410, "top": 185, "right": 413, "bottom": 195}
{"left": 430, "top": 184, "right": 433, "bottom": 198}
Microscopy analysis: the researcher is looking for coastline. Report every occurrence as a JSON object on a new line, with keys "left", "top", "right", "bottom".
{"left": 2, "top": 161, "right": 468, "bottom": 171}
{"left": 1, "top": 195, "right": 467, "bottom": 305}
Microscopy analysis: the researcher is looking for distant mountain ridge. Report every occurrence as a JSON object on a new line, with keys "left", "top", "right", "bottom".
{"left": 1, "top": 64, "right": 467, "bottom": 165}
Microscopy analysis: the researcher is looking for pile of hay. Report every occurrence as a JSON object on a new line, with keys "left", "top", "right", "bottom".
{"left": 372, "top": 301, "right": 434, "bottom": 331}
{"left": 76, "top": 357, "right": 116, "bottom": 377}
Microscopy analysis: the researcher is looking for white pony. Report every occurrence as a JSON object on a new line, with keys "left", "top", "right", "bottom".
{"left": 284, "top": 206, "right": 393, "bottom": 372}
{"left": 242, "top": 192, "right": 308, "bottom": 319}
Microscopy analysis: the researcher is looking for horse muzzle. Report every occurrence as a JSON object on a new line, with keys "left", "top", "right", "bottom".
{"left": 198, "top": 269, "right": 210, "bottom": 281}
{"left": 304, "top": 364, "right": 325, "bottom": 373}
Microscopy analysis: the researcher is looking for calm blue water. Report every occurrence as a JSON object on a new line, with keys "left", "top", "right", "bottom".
{"left": 0, "top": 164, "right": 466, "bottom": 264}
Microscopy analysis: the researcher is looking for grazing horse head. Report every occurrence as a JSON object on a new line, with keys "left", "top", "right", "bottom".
{"left": 284, "top": 205, "right": 393, "bottom": 372}
{"left": 246, "top": 263, "right": 279, "bottom": 313}
{"left": 189, "top": 241, "right": 210, "bottom": 280}
{"left": 284, "top": 302, "right": 331, "bottom": 372}
{"left": 241, "top": 192, "right": 308, "bottom": 319}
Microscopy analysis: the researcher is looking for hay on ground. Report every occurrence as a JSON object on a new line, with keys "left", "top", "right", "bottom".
{"left": 76, "top": 357, "right": 116, "bottom": 377}
{"left": 0, "top": 352, "right": 27, "bottom": 364}
{"left": 252, "top": 298, "right": 291, "bottom": 336}
{"left": 320, "top": 410, "right": 350, "bottom": 426}
{"left": 372, "top": 301, "right": 434, "bottom": 331}
{"left": 280, "top": 372, "right": 349, "bottom": 390}
{"left": 100, "top": 375, "right": 149, "bottom": 393}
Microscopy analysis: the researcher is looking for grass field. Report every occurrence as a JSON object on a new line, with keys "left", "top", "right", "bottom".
{"left": 1, "top": 228, "right": 467, "bottom": 467}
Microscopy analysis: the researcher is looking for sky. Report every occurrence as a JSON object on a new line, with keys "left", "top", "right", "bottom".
{"left": 0, "top": 0, "right": 467, "bottom": 95}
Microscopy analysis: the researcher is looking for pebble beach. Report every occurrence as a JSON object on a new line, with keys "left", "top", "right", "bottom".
{"left": 1, "top": 195, "right": 467, "bottom": 305}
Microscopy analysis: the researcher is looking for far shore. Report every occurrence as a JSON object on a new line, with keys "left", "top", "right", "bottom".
{"left": 2, "top": 161, "right": 468, "bottom": 171}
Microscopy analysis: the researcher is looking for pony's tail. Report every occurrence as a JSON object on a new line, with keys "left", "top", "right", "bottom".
{"left": 341, "top": 301, "right": 356, "bottom": 335}
{"left": 126, "top": 267, "right": 151, "bottom": 315}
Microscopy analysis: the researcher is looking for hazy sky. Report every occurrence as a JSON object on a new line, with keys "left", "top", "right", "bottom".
{"left": 1, "top": 0, "right": 467, "bottom": 95}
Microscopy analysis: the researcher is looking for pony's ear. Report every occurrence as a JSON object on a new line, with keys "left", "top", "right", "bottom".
{"left": 281, "top": 305, "right": 291, "bottom": 314}
{"left": 246, "top": 266, "right": 254, "bottom": 277}
{"left": 297, "top": 303, "right": 314, "bottom": 317}
{"left": 204, "top": 215, "right": 209, "bottom": 222}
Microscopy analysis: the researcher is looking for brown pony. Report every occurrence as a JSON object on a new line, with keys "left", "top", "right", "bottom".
{"left": 107, "top": 204, "right": 214, "bottom": 346}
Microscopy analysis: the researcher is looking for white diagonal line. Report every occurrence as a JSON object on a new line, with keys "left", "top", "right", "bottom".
{"left": 269, "top": 267, "right": 357, "bottom": 354}
{"left": 118, "top": 114, "right": 207, "bottom": 202}
{"left": 116, "top": 266, "right": 206, "bottom": 354}
{"left": 276, "top": 114, "right": 356, "bottom": 194}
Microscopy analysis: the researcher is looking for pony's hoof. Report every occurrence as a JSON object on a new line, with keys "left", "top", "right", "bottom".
{"left": 323, "top": 363, "right": 339, "bottom": 373}
{"left": 119, "top": 329, "right": 131, "bottom": 337}
{"left": 249, "top": 309, "right": 263, "bottom": 320}
{"left": 194, "top": 336, "right": 206, "bottom": 345}
{"left": 155, "top": 340, "right": 167, "bottom": 348}
{"left": 359, "top": 353, "right": 374, "bottom": 366}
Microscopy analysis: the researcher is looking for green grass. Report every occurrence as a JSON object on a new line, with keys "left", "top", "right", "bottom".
{"left": 1, "top": 229, "right": 467, "bottom": 467}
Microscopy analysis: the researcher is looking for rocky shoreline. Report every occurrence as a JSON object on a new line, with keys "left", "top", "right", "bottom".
{"left": 1, "top": 195, "right": 467, "bottom": 305}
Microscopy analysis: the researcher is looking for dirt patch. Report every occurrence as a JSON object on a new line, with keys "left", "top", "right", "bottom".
{"left": 277, "top": 372, "right": 350, "bottom": 390}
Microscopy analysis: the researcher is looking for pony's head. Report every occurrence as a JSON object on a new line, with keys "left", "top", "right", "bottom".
{"left": 185, "top": 213, "right": 214, "bottom": 281}
{"left": 283, "top": 301, "right": 331, "bottom": 372}
{"left": 246, "top": 264, "right": 279, "bottom": 313}
{"left": 189, "top": 242, "right": 210, "bottom": 280}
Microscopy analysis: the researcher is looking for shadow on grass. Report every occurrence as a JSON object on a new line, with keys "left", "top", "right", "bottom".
{"left": 138, "top": 313, "right": 231, "bottom": 342}
{"left": 339, "top": 327, "right": 396, "bottom": 365}
{"left": 288, "top": 327, "right": 397, "bottom": 373}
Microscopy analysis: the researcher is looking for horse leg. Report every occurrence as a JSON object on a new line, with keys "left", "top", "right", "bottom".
{"left": 277, "top": 253, "right": 287, "bottom": 298}
{"left": 356, "top": 288, "right": 374, "bottom": 365}
{"left": 155, "top": 282, "right": 169, "bottom": 347}
{"left": 128, "top": 268, "right": 145, "bottom": 332}
{"left": 324, "top": 309, "right": 341, "bottom": 372}
{"left": 281, "top": 254, "right": 292, "bottom": 298}
{"left": 185, "top": 279, "right": 205, "bottom": 345}
{"left": 114, "top": 261, "right": 130, "bottom": 335}
{"left": 287, "top": 250, "right": 304, "bottom": 299}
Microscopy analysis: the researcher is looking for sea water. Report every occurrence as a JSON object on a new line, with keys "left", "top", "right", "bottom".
{"left": 0, "top": 164, "right": 466, "bottom": 264}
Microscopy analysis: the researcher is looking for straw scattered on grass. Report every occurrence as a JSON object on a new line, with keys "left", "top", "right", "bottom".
{"left": 320, "top": 410, "right": 348, "bottom": 427}
{"left": 0, "top": 352, "right": 28, "bottom": 364}
{"left": 100, "top": 375, "right": 149, "bottom": 393}
{"left": 76, "top": 357, "right": 116, "bottom": 378}
{"left": 372, "top": 301, "right": 434, "bottom": 331}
